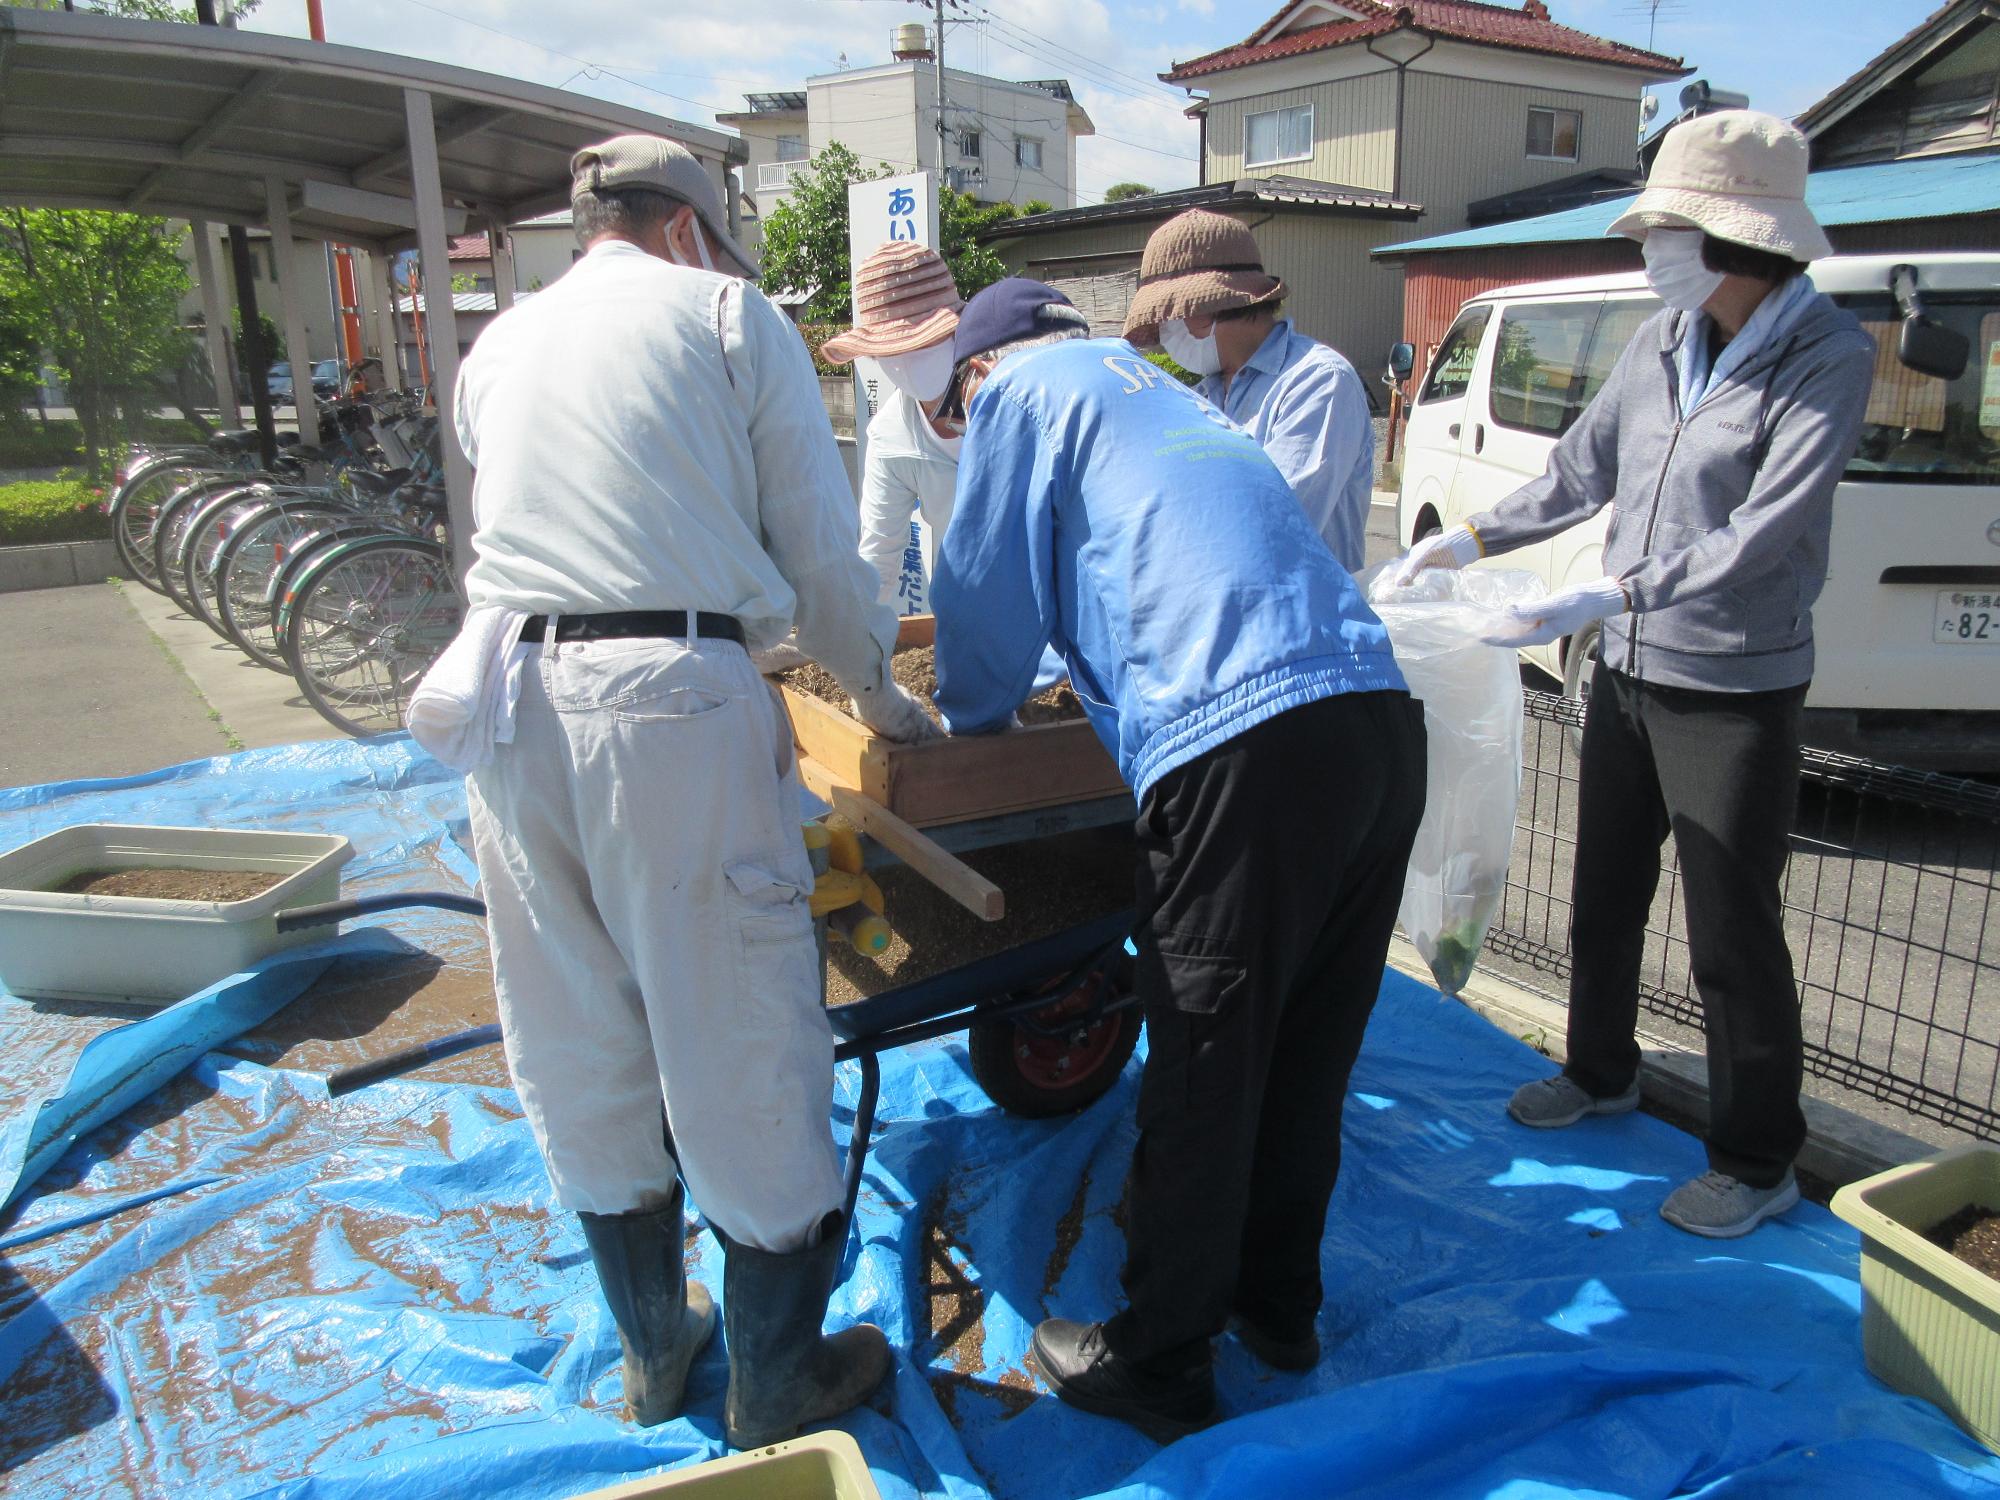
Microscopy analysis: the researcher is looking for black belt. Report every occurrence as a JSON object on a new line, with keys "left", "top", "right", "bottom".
{"left": 518, "top": 610, "right": 745, "bottom": 646}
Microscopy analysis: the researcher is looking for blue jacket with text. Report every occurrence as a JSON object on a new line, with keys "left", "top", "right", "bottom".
{"left": 932, "top": 336, "right": 1406, "bottom": 799}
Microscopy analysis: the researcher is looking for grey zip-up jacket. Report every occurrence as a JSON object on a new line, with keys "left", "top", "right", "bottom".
{"left": 1467, "top": 293, "right": 1875, "bottom": 692}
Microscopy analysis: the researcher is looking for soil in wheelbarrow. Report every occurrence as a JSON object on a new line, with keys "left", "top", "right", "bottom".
{"left": 53, "top": 868, "right": 285, "bottom": 901}
{"left": 781, "top": 644, "right": 1084, "bottom": 727}
{"left": 823, "top": 824, "right": 1133, "bottom": 1005}
{"left": 1928, "top": 1206, "right": 2000, "bottom": 1280}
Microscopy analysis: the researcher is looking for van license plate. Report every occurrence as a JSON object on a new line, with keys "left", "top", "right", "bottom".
{"left": 1935, "top": 590, "right": 2000, "bottom": 644}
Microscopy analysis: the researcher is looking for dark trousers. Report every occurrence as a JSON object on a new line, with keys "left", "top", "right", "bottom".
{"left": 1102, "top": 690, "right": 1426, "bottom": 1372}
{"left": 1566, "top": 660, "right": 1808, "bottom": 1188}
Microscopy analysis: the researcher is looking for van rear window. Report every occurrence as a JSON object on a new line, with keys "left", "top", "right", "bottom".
{"left": 1836, "top": 294, "right": 2000, "bottom": 484}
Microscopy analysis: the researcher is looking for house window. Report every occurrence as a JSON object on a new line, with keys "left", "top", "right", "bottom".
{"left": 1526, "top": 106, "right": 1581, "bottom": 162}
{"left": 775, "top": 134, "right": 806, "bottom": 163}
{"left": 959, "top": 129, "right": 981, "bottom": 159}
{"left": 1245, "top": 104, "right": 1313, "bottom": 167}
{"left": 1015, "top": 136, "right": 1042, "bottom": 171}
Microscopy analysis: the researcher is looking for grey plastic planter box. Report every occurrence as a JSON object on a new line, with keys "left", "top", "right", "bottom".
{"left": 0, "top": 823, "right": 351, "bottom": 1004}
{"left": 1832, "top": 1144, "right": 2000, "bottom": 1454}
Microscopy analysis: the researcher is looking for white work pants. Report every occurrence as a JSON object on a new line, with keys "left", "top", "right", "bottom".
{"left": 465, "top": 636, "right": 843, "bottom": 1252}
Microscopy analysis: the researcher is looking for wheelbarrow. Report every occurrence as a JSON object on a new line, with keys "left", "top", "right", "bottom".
{"left": 273, "top": 889, "right": 1143, "bottom": 1225}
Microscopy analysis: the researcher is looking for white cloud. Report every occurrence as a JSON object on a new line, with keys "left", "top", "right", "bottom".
{"left": 1178, "top": 0, "right": 1216, "bottom": 13}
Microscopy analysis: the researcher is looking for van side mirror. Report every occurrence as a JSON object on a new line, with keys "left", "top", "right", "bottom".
{"left": 1890, "top": 263, "right": 1970, "bottom": 381}
{"left": 1386, "top": 341, "right": 1415, "bottom": 383}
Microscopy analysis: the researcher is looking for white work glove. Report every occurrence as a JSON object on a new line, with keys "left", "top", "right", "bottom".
{"left": 1480, "top": 577, "right": 1629, "bottom": 648}
{"left": 750, "top": 638, "right": 810, "bottom": 675}
{"left": 1390, "top": 524, "right": 1483, "bottom": 589}
{"left": 851, "top": 679, "right": 943, "bottom": 744}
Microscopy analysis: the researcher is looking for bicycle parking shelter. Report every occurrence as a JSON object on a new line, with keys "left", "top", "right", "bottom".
{"left": 0, "top": 6, "right": 746, "bottom": 577}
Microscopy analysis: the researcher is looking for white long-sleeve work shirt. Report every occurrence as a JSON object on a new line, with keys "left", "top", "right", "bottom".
{"left": 454, "top": 240, "right": 896, "bottom": 690}
{"left": 856, "top": 387, "right": 960, "bottom": 607}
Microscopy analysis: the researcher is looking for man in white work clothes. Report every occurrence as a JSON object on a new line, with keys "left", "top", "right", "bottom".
{"left": 434, "top": 134, "right": 936, "bottom": 1449}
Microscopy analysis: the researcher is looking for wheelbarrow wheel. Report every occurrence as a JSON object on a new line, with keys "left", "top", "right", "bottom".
{"left": 967, "top": 956, "right": 1141, "bottom": 1118}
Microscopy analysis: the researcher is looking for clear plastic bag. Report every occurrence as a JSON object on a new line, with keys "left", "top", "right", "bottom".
{"left": 1363, "top": 565, "right": 1546, "bottom": 995}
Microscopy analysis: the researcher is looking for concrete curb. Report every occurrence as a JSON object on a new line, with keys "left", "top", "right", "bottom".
{"left": 0, "top": 540, "right": 122, "bottom": 593}
{"left": 1386, "top": 936, "right": 1935, "bottom": 1187}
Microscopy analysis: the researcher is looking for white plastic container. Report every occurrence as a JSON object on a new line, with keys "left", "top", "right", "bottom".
{"left": 0, "top": 824, "right": 352, "bottom": 1004}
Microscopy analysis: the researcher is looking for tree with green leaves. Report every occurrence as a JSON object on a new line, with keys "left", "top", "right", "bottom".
{"left": 15, "top": 0, "right": 261, "bottom": 19}
{"left": 1103, "top": 183, "right": 1155, "bottom": 202}
{"left": 0, "top": 209, "right": 193, "bottom": 475}
{"left": 760, "top": 144, "right": 1031, "bottom": 320}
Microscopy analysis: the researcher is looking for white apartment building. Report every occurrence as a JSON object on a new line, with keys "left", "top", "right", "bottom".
{"left": 717, "top": 32, "right": 1094, "bottom": 255}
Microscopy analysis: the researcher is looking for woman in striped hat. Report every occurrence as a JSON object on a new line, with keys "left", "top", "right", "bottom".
{"left": 821, "top": 242, "right": 966, "bottom": 610}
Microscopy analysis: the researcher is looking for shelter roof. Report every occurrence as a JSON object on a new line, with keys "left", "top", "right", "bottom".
{"left": 1795, "top": 0, "right": 1990, "bottom": 137}
{"left": 1370, "top": 152, "right": 2000, "bottom": 259}
{"left": 0, "top": 7, "right": 743, "bottom": 251}
{"left": 1163, "top": 0, "right": 1687, "bottom": 84}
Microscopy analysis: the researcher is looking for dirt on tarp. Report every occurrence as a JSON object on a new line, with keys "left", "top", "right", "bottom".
{"left": 53, "top": 868, "right": 286, "bottom": 901}
{"left": 1927, "top": 1206, "right": 2000, "bottom": 1281}
{"left": 924, "top": 1183, "right": 1038, "bottom": 1428}
{"left": 780, "top": 644, "right": 1084, "bottom": 729}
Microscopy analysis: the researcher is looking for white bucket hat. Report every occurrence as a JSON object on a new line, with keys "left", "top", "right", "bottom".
{"left": 1607, "top": 109, "right": 1831, "bottom": 262}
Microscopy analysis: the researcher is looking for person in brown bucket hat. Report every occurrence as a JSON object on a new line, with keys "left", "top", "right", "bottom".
{"left": 821, "top": 243, "right": 967, "bottom": 609}
{"left": 1125, "top": 209, "right": 1375, "bottom": 571}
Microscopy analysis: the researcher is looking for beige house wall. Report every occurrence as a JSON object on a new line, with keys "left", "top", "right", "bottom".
{"left": 1399, "top": 70, "right": 1642, "bottom": 234}
{"left": 994, "top": 208, "right": 1408, "bottom": 375}
{"left": 1204, "top": 72, "right": 1397, "bottom": 191}
{"left": 810, "top": 71, "right": 923, "bottom": 176}
{"left": 508, "top": 222, "right": 580, "bottom": 294}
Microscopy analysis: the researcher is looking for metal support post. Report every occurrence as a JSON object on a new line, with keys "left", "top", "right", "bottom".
{"left": 487, "top": 215, "right": 516, "bottom": 312}
{"left": 367, "top": 251, "right": 403, "bottom": 389}
{"left": 263, "top": 176, "right": 321, "bottom": 442}
{"left": 188, "top": 218, "right": 238, "bottom": 424}
{"left": 225, "top": 225, "right": 278, "bottom": 465}
{"left": 404, "top": 87, "right": 473, "bottom": 589}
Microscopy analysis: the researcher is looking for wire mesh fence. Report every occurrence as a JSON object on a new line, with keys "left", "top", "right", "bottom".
{"left": 1490, "top": 688, "right": 2000, "bottom": 1141}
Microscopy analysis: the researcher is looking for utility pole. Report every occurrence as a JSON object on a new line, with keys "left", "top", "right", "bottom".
{"left": 934, "top": 0, "right": 947, "bottom": 183}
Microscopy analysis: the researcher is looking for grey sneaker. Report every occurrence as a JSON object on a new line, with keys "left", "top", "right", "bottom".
{"left": 1507, "top": 1074, "right": 1641, "bottom": 1128}
{"left": 1660, "top": 1170, "right": 1799, "bottom": 1238}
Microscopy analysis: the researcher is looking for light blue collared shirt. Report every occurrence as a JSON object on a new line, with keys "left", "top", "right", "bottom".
{"left": 1198, "top": 319, "right": 1375, "bottom": 572}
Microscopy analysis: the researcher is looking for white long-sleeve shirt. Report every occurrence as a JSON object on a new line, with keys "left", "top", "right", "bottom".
{"left": 856, "top": 387, "right": 960, "bottom": 607}
{"left": 453, "top": 240, "right": 896, "bottom": 692}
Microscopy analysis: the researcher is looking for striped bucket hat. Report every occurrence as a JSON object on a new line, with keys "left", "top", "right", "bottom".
{"left": 821, "top": 242, "right": 963, "bottom": 362}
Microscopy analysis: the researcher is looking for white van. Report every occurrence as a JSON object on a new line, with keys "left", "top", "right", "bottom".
{"left": 1392, "top": 253, "right": 2000, "bottom": 771}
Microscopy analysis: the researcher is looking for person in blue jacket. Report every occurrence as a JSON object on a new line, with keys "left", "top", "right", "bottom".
{"left": 930, "top": 279, "right": 1428, "bottom": 1440}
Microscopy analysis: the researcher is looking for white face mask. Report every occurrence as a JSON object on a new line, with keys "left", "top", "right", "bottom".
{"left": 877, "top": 341, "right": 956, "bottom": 403}
{"left": 1160, "top": 317, "right": 1222, "bottom": 376}
{"left": 1642, "top": 228, "right": 1724, "bottom": 313}
{"left": 666, "top": 214, "right": 718, "bottom": 273}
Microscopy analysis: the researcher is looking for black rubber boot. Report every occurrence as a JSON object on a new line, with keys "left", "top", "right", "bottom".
{"left": 577, "top": 1188, "right": 717, "bottom": 1427}
{"left": 1030, "top": 1318, "right": 1216, "bottom": 1442}
{"left": 721, "top": 1213, "right": 889, "bottom": 1450}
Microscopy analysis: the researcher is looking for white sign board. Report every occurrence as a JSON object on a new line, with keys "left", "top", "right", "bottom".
{"left": 847, "top": 172, "right": 941, "bottom": 616}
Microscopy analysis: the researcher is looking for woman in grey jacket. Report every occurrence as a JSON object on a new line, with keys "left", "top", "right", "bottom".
{"left": 1397, "top": 110, "right": 1874, "bottom": 1238}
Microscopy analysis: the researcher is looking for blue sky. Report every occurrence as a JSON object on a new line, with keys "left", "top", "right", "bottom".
{"left": 243, "top": 0, "right": 1930, "bottom": 205}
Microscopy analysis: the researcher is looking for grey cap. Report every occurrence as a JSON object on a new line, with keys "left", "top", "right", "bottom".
{"left": 569, "top": 133, "right": 758, "bottom": 277}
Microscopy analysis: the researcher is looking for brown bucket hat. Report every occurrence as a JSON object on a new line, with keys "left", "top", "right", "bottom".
{"left": 821, "top": 242, "right": 964, "bottom": 362}
{"left": 1122, "top": 209, "right": 1284, "bottom": 348}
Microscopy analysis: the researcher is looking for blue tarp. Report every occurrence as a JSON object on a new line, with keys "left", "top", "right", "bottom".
{"left": 2, "top": 739, "right": 1998, "bottom": 1498}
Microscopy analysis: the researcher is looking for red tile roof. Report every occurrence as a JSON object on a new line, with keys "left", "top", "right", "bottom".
{"left": 447, "top": 232, "right": 490, "bottom": 261}
{"left": 1163, "top": 0, "right": 1687, "bottom": 84}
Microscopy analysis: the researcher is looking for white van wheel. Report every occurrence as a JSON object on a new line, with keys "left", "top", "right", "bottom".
{"left": 1561, "top": 621, "right": 1600, "bottom": 755}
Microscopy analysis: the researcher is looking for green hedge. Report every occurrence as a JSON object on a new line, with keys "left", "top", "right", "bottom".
{"left": 0, "top": 416, "right": 208, "bottom": 471}
{"left": 797, "top": 324, "right": 852, "bottom": 379}
{"left": 0, "top": 480, "right": 110, "bottom": 546}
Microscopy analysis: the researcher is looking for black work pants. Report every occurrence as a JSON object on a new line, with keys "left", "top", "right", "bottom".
{"left": 1102, "top": 690, "right": 1426, "bottom": 1372}
{"left": 1565, "top": 660, "right": 1808, "bottom": 1188}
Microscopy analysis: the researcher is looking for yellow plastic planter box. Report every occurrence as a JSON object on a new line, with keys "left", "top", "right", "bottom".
{"left": 0, "top": 823, "right": 352, "bottom": 1005}
{"left": 1832, "top": 1144, "right": 2000, "bottom": 1454}
{"left": 577, "top": 1432, "right": 880, "bottom": 1499}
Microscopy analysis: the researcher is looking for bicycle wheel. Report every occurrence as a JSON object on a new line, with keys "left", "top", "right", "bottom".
{"left": 111, "top": 461, "right": 199, "bottom": 589}
{"left": 264, "top": 522, "right": 387, "bottom": 669}
{"left": 284, "top": 534, "right": 459, "bottom": 736}
{"left": 216, "top": 501, "right": 351, "bottom": 665}
{"left": 150, "top": 482, "right": 230, "bottom": 610}
{"left": 176, "top": 486, "right": 265, "bottom": 636}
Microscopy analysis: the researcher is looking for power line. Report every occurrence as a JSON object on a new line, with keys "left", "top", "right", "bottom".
{"left": 975, "top": 1, "right": 1187, "bottom": 103}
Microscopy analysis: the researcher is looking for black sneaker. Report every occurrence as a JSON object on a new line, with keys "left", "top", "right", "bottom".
{"left": 1030, "top": 1318, "right": 1216, "bottom": 1443}
{"left": 1229, "top": 1312, "right": 1319, "bottom": 1372}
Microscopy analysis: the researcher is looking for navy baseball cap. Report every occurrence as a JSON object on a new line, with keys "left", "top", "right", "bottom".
{"left": 952, "top": 278, "right": 1081, "bottom": 362}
